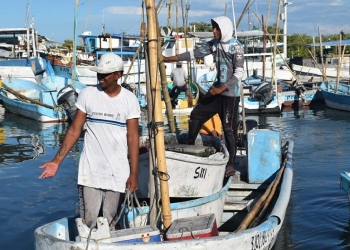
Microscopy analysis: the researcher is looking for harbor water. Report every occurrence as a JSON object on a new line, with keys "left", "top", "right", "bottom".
{"left": 1, "top": 102, "right": 350, "bottom": 249}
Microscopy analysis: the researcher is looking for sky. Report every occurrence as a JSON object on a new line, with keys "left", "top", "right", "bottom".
{"left": 0, "top": 0, "right": 349, "bottom": 44}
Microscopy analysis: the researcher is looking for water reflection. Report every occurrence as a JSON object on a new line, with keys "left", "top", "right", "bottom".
{"left": 0, "top": 112, "right": 67, "bottom": 165}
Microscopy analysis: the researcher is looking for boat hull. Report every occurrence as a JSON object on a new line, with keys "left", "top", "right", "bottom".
{"left": 197, "top": 70, "right": 216, "bottom": 95}
{"left": 0, "top": 78, "right": 65, "bottom": 122}
{"left": 34, "top": 149, "right": 293, "bottom": 250}
{"left": 281, "top": 89, "right": 318, "bottom": 107}
{"left": 125, "top": 176, "right": 232, "bottom": 228}
{"left": 340, "top": 171, "right": 350, "bottom": 206}
{"left": 34, "top": 136, "right": 294, "bottom": 250}
{"left": 320, "top": 82, "right": 350, "bottom": 111}
{"left": 241, "top": 93, "right": 283, "bottom": 114}
{"left": 161, "top": 82, "right": 199, "bottom": 111}
{"left": 137, "top": 134, "right": 228, "bottom": 198}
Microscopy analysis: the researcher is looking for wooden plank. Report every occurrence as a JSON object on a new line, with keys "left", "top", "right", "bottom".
{"left": 230, "top": 182, "right": 269, "bottom": 190}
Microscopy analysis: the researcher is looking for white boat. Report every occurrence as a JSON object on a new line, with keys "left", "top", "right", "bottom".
{"left": 34, "top": 129, "right": 294, "bottom": 250}
{"left": 243, "top": 72, "right": 321, "bottom": 112}
{"left": 241, "top": 78, "right": 283, "bottom": 114}
{"left": 34, "top": 3, "right": 293, "bottom": 248}
{"left": 138, "top": 134, "right": 228, "bottom": 198}
{"left": 0, "top": 27, "right": 48, "bottom": 80}
{"left": 241, "top": 92, "right": 283, "bottom": 114}
{"left": 292, "top": 63, "right": 350, "bottom": 81}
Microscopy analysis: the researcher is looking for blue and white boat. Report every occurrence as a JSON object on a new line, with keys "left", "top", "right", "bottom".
{"left": 34, "top": 129, "right": 294, "bottom": 250}
{"left": 340, "top": 171, "right": 350, "bottom": 206}
{"left": 197, "top": 70, "right": 216, "bottom": 96}
{"left": 197, "top": 71, "right": 283, "bottom": 113}
{"left": 0, "top": 77, "right": 66, "bottom": 122}
{"left": 319, "top": 81, "right": 350, "bottom": 111}
{"left": 0, "top": 57, "right": 86, "bottom": 123}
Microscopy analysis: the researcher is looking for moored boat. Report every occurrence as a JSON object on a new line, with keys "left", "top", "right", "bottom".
{"left": 0, "top": 77, "right": 66, "bottom": 122}
{"left": 34, "top": 129, "right": 294, "bottom": 250}
{"left": 197, "top": 71, "right": 283, "bottom": 114}
{"left": 161, "top": 81, "right": 199, "bottom": 113}
{"left": 340, "top": 171, "right": 350, "bottom": 207}
{"left": 138, "top": 133, "right": 228, "bottom": 198}
{"left": 319, "top": 81, "right": 350, "bottom": 111}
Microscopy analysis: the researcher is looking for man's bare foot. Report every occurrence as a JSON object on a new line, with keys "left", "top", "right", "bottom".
{"left": 225, "top": 165, "right": 236, "bottom": 177}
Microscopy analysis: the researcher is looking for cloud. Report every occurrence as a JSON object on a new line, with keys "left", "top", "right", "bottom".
{"left": 105, "top": 6, "right": 142, "bottom": 15}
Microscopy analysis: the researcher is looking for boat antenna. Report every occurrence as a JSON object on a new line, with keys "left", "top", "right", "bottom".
{"left": 102, "top": 10, "right": 106, "bottom": 35}
{"left": 24, "top": 1, "right": 31, "bottom": 28}
{"left": 231, "top": 0, "right": 237, "bottom": 40}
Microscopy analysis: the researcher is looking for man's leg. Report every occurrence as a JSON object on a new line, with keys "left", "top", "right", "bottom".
{"left": 169, "top": 87, "right": 179, "bottom": 108}
{"left": 188, "top": 92, "right": 219, "bottom": 144}
{"left": 78, "top": 185, "right": 102, "bottom": 229}
{"left": 102, "top": 190, "right": 121, "bottom": 231}
{"left": 219, "top": 96, "right": 240, "bottom": 177}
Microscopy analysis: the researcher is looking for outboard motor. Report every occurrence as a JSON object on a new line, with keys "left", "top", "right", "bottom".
{"left": 57, "top": 85, "right": 79, "bottom": 124}
{"left": 252, "top": 82, "right": 272, "bottom": 110}
{"left": 292, "top": 80, "right": 307, "bottom": 103}
{"left": 236, "top": 119, "right": 258, "bottom": 152}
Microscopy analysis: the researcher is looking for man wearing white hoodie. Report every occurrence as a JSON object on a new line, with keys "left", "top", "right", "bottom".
{"left": 163, "top": 16, "right": 244, "bottom": 177}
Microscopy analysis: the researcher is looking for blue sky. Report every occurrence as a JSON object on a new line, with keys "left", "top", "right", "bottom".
{"left": 0, "top": 0, "right": 349, "bottom": 44}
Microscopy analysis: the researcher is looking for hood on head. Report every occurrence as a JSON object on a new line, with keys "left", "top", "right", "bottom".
{"left": 211, "top": 16, "right": 233, "bottom": 43}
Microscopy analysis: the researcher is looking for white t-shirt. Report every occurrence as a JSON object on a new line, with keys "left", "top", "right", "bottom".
{"left": 170, "top": 67, "right": 187, "bottom": 87}
{"left": 75, "top": 86, "right": 141, "bottom": 192}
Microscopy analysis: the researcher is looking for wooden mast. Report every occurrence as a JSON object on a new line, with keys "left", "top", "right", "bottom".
{"left": 271, "top": 0, "right": 282, "bottom": 88}
{"left": 72, "top": 0, "right": 78, "bottom": 86}
{"left": 145, "top": 0, "right": 172, "bottom": 229}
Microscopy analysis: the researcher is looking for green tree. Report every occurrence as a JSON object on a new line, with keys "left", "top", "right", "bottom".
{"left": 62, "top": 39, "right": 73, "bottom": 52}
{"left": 189, "top": 22, "right": 212, "bottom": 32}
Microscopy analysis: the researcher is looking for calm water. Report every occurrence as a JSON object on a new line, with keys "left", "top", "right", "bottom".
{"left": 1, "top": 102, "right": 350, "bottom": 250}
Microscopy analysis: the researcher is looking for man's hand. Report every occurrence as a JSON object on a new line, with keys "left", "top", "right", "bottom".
{"left": 39, "top": 162, "right": 59, "bottom": 179}
{"left": 209, "top": 85, "right": 227, "bottom": 95}
{"left": 126, "top": 174, "right": 138, "bottom": 192}
{"left": 210, "top": 130, "right": 218, "bottom": 137}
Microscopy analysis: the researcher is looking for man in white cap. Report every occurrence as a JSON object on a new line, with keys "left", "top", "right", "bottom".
{"left": 39, "top": 53, "right": 141, "bottom": 230}
{"left": 169, "top": 61, "right": 187, "bottom": 108}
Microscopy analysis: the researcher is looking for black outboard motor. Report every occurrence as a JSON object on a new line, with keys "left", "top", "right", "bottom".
{"left": 57, "top": 85, "right": 79, "bottom": 124}
{"left": 292, "top": 80, "right": 306, "bottom": 103}
{"left": 252, "top": 82, "right": 272, "bottom": 110}
{"left": 236, "top": 119, "right": 258, "bottom": 152}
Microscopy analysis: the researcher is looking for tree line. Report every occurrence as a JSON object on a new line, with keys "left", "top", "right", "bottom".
{"left": 58, "top": 21, "right": 350, "bottom": 59}
{"left": 177, "top": 22, "right": 350, "bottom": 59}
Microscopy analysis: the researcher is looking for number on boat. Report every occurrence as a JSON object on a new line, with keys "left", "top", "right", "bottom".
{"left": 194, "top": 167, "right": 207, "bottom": 179}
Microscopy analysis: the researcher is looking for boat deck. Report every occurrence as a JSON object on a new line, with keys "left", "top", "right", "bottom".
{"left": 219, "top": 152, "right": 273, "bottom": 231}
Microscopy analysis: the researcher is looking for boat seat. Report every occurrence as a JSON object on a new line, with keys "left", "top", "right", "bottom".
{"left": 7, "top": 90, "right": 39, "bottom": 100}
{"left": 165, "top": 144, "right": 216, "bottom": 157}
{"left": 139, "top": 133, "right": 178, "bottom": 148}
{"left": 243, "top": 85, "right": 253, "bottom": 96}
{"left": 224, "top": 199, "right": 254, "bottom": 211}
{"left": 42, "top": 89, "right": 58, "bottom": 93}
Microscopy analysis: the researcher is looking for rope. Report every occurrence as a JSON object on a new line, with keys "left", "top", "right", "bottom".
{"left": 178, "top": 222, "right": 198, "bottom": 240}
{"left": 83, "top": 191, "right": 146, "bottom": 250}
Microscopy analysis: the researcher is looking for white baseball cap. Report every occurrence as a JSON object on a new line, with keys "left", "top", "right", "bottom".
{"left": 90, "top": 53, "right": 124, "bottom": 74}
